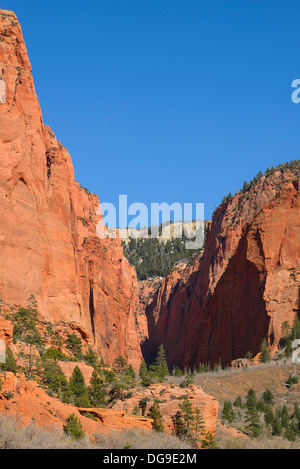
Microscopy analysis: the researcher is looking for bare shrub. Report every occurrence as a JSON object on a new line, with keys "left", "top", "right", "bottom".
{"left": 215, "top": 425, "right": 300, "bottom": 449}
{"left": 0, "top": 414, "right": 91, "bottom": 449}
{"left": 0, "top": 414, "right": 190, "bottom": 449}
{"left": 93, "top": 428, "right": 193, "bottom": 449}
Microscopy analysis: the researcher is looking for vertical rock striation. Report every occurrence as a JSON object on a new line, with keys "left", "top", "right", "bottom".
{"left": 0, "top": 10, "right": 146, "bottom": 367}
{"left": 141, "top": 171, "right": 300, "bottom": 369}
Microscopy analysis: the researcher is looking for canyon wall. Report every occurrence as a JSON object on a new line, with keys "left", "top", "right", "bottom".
{"left": 141, "top": 172, "right": 300, "bottom": 369}
{"left": 0, "top": 10, "right": 147, "bottom": 368}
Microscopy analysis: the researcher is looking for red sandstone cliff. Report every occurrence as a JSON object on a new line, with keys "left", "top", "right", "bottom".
{"left": 141, "top": 170, "right": 300, "bottom": 369}
{"left": 0, "top": 10, "right": 146, "bottom": 368}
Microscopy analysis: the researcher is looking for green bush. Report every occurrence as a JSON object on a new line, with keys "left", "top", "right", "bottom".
{"left": 63, "top": 413, "right": 85, "bottom": 440}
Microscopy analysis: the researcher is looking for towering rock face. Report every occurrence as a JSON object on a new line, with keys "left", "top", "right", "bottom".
{"left": 0, "top": 10, "right": 146, "bottom": 368}
{"left": 141, "top": 170, "right": 300, "bottom": 369}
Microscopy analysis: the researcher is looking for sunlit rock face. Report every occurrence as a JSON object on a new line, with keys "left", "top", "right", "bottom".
{"left": 141, "top": 173, "right": 300, "bottom": 370}
{"left": 0, "top": 10, "right": 147, "bottom": 369}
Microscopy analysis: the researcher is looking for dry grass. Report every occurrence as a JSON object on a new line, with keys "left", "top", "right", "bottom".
{"left": 93, "top": 428, "right": 193, "bottom": 449}
{"left": 0, "top": 414, "right": 192, "bottom": 449}
{"left": 169, "top": 359, "right": 300, "bottom": 408}
{"left": 0, "top": 414, "right": 91, "bottom": 449}
{"left": 215, "top": 425, "right": 300, "bottom": 449}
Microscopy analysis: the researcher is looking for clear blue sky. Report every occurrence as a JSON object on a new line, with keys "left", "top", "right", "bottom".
{"left": 2, "top": 0, "right": 300, "bottom": 221}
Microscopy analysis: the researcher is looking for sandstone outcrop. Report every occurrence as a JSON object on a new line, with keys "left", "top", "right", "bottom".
{"left": 110, "top": 383, "right": 218, "bottom": 436}
{"left": 0, "top": 372, "right": 152, "bottom": 436}
{"left": 0, "top": 10, "right": 147, "bottom": 368}
{"left": 0, "top": 316, "right": 13, "bottom": 346}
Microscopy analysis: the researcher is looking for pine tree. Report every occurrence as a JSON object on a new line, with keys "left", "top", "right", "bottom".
{"left": 154, "top": 344, "right": 169, "bottom": 382}
{"left": 291, "top": 316, "right": 300, "bottom": 340}
{"left": 264, "top": 405, "right": 274, "bottom": 426}
{"left": 172, "top": 411, "right": 186, "bottom": 439}
{"left": 272, "top": 415, "right": 283, "bottom": 436}
{"left": 233, "top": 396, "right": 243, "bottom": 409}
{"left": 284, "top": 425, "right": 296, "bottom": 442}
{"left": 259, "top": 338, "right": 271, "bottom": 363}
{"left": 201, "top": 432, "right": 219, "bottom": 449}
{"left": 89, "top": 369, "right": 106, "bottom": 407}
{"left": 84, "top": 347, "right": 100, "bottom": 369}
{"left": 39, "top": 359, "right": 70, "bottom": 399}
{"left": 113, "top": 356, "right": 128, "bottom": 375}
{"left": 126, "top": 364, "right": 136, "bottom": 379}
{"left": 221, "top": 401, "right": 235, "bottom": 424}
{"left": 149, "top": 399, "right": 164, "bottom": 432}
{"left": 173, "top": 366, "right": 183, "bottom": 377}
{"left": 245, "top": 404, "right": 262, "bottom": 438}
{"left": 293, "top": 402, "right": 300, "bottom": 422}
{"left": 132, "top": 405, "right": 140, "bottom": 416}
{"left": 194, "top": 407, "right": 205, "bottom": 440}
{"left": 65, "top": 333, "right": 82, "bottom": 358}
{"left": 281, "top": 405, "right": 290, "bottom": 429}
{"left": 262, "top": 389, "right": 274, "bottom": 406}
{"left": 290, "top": 416, "right": 300, "bottom": 436}
{"left": 246, "top": 388, "right": 257, "bottom": 410}
{"left": 69, "top": 365, "right": 91, "bottom": 407}
{"left": 63, "top": 413, "right": 85, "bottom": 440}
{"left": 1, "top": 347, "right": 17, "bottom": 374}
{"left": 179, "top": 397, "right": 195, "bottom": 433}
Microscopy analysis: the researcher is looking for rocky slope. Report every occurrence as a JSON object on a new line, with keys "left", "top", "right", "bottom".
{"left": 0, "top": 372, "right": 152, "bottom": 437}
{"left": 0, "top": 10, "right": 147, "bottom": 368}
{"left": 141, "top": 167, "right": 300, "bottom": 369}
{"left": 110, "top": 383, "right": 218, "bottom": 436}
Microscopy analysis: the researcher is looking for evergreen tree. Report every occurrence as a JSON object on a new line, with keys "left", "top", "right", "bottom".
{"left": 65, "top": 334, "right": 82, "bottom": 358}
{"left": 221, "top": 401, "right": 235, "bottom": 424}
{"left": 38, "top": 358, "right": 70, "bottom": 400}
{"left": 149, "top": 399, "right": 164, "bottom": 432}
{"left": 173, "top": 366, "right": 184, "bottom": 377}
{"left": 126, "top": 364, "right": 136, "bottom": 379}
{"left": 194, "top": 407, "right": 205, "bottom": 440}
{"left": 201, "top": 432, "right": 219, "bottom": 449}
{"left": 112, "top": 356, "right": 128, "bottom": 375}
{"left": 284, "top": 425, "right": 296, "bottom": 442}
{"left": 246, "top": 388, "right": 257, "bottom": 410}
{"left": 63, "top": 413, "right": 85, "bottom": 440}
{"left": 242, "top": 180, "right": 249, "bottom": 192}
{"left": 154, "top": 344, "right": 169, "bottom": 382}
{"left": 139, "top": 358, "right": 148, "bottom": 380}
{"left": 287, "top": 374, "right": 298, "bottom": 388}
{"left": 69, "top": 365, "right": 91, "bottom": 407}
{"left": 272, "top": 415, "right": 283, "bottom": 436}
{"left": 262, "top": 389, "right": 274, "bottom": 406}
{"left": 132, "top": 406, "right": 140, "bottom": 416}
{"left": 257, "top": 398, "right": 266, "bottom": 413}
{"left": 291, "top": 316, "right": 300, "bottom": 340}
{"left": 290, "top": 416, "right": 300, "bottom": 436}
{"left": 1, "top": 347, "right": 17, "bottom": 374}
{"left": 281, "top": 405, "right": 290, "bottom": 429}
{"left": 264, "top": 405, "right": 274, "bottom": 426}
{"left": 293, "top": 402, "right": 300, "bottom": 422}
{"left": 109, "top": 372, "right": 135, "bottom": 402}
{"left": 89, "top": 369, "right": 106, "bottom": 407}
{"left": 259, "top": 338, "right": 270, "bottom": 363}
{"left": 179, "top": 397, "right": 195, "bottom": 432}
{"left": 233, "top": 396, "right": 243, "bottom": 409}
{"left": 172, "top": 411, "right": 186, "bottom": 439}
{"left": 84, "top": 347, "right": 100, "bottom": 369}
{"left": 245, "top": 404, "right": 262, "bottom": 438}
